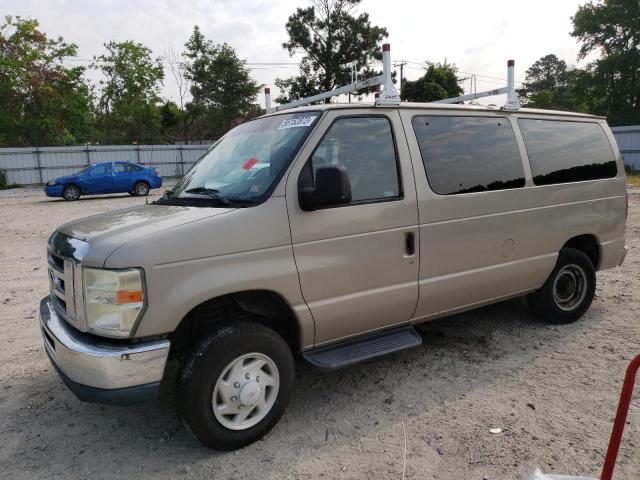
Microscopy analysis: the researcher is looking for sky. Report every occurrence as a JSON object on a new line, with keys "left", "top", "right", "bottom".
{"left": 5, "top": 0, "right": 594, "bottom": 107}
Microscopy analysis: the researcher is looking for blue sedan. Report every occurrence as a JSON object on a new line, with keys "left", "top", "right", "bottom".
{"left": 45, "top": 161, "right": 163, "bottom": 201}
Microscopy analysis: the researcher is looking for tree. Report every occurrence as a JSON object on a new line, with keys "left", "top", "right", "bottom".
{"left": 164, "top": 43, "right": 190, "bottom": 141}
{"left": 517, "top": 54, "right": 579, "bottom": 110}
{"left": 184, "top": 26, "right": 261, "bottom": 138}
{"left": 164, "top": 44, "right": 190, "bottom": 112}
{"left": 400, "top": 62, "right": 463, "bottom": 102}
{"left": 0, "top": 16, "right": 93, "bottom": 147}
{"left": 571, "top": 0, "right": 640, "bottom": 125}
{"left": 276, "top": 0, "right": 388, "bottom": 104}
{"left": 159, "top": 100, "right": 185, "bottom": 143}
{"left": 93, "top": 40, "right": 165, "bottom": 144}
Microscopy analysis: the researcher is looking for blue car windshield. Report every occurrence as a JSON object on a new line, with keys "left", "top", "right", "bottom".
{"left": 170, "top": 112, "right": 320, "bottom": 204}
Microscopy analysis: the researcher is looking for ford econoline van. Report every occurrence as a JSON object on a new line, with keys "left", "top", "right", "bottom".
{"left": 40, "top": 103, "right": 627, "bottom": 450}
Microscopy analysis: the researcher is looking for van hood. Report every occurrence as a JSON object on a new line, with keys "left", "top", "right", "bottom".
{"left": 55, "top": 204, "right": 234, "bottom": 267}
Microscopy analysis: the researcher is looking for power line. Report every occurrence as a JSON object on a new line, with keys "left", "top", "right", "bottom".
{"left": 61, "top": 55, "right": 523, "bottom": 86}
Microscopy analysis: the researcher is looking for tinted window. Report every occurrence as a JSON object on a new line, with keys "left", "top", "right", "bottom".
{"left": 412, "top": 116, "right": 525, "bottom": 195}
{"left": 518, "top": 119, "right": 617, "bottom": 185}
{"left": 310, "top": 116, "right": 400, "bottom": 202}
{"left": 114, "top": 163, "right": 130, "bottom": 173}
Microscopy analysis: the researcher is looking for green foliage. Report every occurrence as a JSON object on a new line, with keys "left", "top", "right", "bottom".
{"left": 92, "top": 41, "right": 165, "bottom": 144}
{"left": 184, "top": 27, "right": 261, "bottom": 139}
{"left": 520, "top": 1, "right": 639, "bottom": 124}
{"left": 159, "top": 100, "right": 186, "bottom": 142}
{"left": 400, "top": 62, "right": 463, "bottom": 102}
{"left": 571, "top": 0, "right": 640, "bottom": 125}
{"left": 517, "top": 54, "right": 586, "bottom": 111}
{"left": 0, "top": 16, "right": 94, "bottom": 147}
{"left": 275, "top": 62, "right": 319, "bottom": 105}
{"left": 276, "top": 0, "right": 388, "bottom": 104}
{"left": 0, "top": 169, "right": 6, "bottom": 188}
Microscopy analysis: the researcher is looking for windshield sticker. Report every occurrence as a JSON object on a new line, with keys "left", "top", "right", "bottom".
{"left": 277, "top": 115, "right": 317, "bottom": 130}
{"left": 242, "top": 157, "right": 258, "bottom": 170}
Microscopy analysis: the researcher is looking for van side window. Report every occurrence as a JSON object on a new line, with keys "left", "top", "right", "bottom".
{"left": 518, "top": 119, "right": 617, "bottom": 185}
{"left": 411, "top": 116, "right": 525, "bottom": 195}
{"left": 309, "top": 116, "right": 401, "bottom": 203}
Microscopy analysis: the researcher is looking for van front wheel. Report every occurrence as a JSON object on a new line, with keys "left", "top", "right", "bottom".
{"left": 177, "top": 321, "right": 295, "bottom": 450}
{"left": 526, "top": 248, "right": 596, "bottom": 324}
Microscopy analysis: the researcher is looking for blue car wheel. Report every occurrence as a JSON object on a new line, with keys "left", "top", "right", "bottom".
{"left": 63, "top": 184, "right": 81, "bottom": 201}
{"left": 133, "top": 181, "right": 150, "bottom": 196}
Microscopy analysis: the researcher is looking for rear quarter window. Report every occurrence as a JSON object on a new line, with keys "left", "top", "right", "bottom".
{"left": 411, "top": 115, "right": 525, "bottom": 195}
{"left": 518, "top": 119, "right": 617, "bottom": 185}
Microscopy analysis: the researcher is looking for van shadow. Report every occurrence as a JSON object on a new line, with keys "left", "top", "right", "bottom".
{"left": 3, "top": 297, "right": 597, "bottom": 479}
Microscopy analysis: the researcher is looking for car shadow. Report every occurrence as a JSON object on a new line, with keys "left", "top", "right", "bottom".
{"left": 35, "top": 194, "right": 159, "bottom": 204}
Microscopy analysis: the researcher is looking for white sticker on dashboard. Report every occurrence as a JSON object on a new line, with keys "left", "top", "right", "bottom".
{"left": 277, "top": 116, "right": 317, "bottom": 130}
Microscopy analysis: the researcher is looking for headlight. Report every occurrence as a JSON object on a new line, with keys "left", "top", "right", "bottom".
{"left": 83, "top": 267, "right": 145, "bottom": 338}
{"left": 46, "top": 180, "right": 59, "bottom": 186}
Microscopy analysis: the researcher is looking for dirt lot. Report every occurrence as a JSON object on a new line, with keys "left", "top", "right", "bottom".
{"left": 0, "top": 185, "right": 638, "bottom": 480}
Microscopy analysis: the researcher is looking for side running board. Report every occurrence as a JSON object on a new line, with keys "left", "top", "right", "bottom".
{"left": 303, "top": 326, "right": 422, "bottom": 370}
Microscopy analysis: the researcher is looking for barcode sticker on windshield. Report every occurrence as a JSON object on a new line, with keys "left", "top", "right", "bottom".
{"left": 277, "top": 116, "right": 317, "bottom": 130}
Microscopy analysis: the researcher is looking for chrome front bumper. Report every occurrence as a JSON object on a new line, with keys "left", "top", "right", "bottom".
{"left": 39, "top": 296, "right": 170, "bottom": 404}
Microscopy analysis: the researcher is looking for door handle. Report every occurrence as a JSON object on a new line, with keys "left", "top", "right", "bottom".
{"left": 405, "top": 232, "right": 415, "bottom": 256}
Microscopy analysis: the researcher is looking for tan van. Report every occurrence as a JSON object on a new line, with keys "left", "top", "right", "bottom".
{"left": 40, "top": 103, "right": 627, "bottom": 449}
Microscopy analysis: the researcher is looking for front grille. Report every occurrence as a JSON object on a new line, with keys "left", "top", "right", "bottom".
{"left": 48, "top": 251, "right": 64, "bottom": 272}
{"left": 47, "top": 249, "right": 82, "bottom": 328}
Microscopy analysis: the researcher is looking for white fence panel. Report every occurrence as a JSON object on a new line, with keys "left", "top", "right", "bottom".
{"left": 0, "top": 144, "right": 212, "bottom": 185}
{"left": 611, "top": 126, "right": 640, "bottom": 171}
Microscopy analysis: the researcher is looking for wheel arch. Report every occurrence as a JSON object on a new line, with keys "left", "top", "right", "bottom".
{"left": 169, "top": 289, "right": 302, "bottom": 358}
{"left": 561, "top": 234, "right": 601, "bottom": 270}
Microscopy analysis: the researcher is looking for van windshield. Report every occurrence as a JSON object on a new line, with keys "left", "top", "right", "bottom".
{"left": 167, "top": 112, "right": 321, "bottom": 206}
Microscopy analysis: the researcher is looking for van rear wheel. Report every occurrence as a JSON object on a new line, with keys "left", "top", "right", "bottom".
{"left": 177, "top": 321, "right": 295, "bottom": 450}
{"left": 526, "top": 248, "right": 596, "bottom": 324}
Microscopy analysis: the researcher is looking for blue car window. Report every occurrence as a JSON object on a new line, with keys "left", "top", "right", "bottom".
{"left": 115, "top": 163, "right": 134, "bottom": 173}
{"left": 92, "top": 163, "right": 111, "bottom": 176}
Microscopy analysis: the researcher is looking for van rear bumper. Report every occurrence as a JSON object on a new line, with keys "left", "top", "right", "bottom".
{"left": 39, "top": 296, "right": 170, "bottom": 405}
{"left": 599, "top": 239, "right": 628, "bottom": 270}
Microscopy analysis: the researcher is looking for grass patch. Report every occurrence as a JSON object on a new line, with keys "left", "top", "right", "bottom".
{"left": 626, "top": 168, "right": 640, "bottom": 188}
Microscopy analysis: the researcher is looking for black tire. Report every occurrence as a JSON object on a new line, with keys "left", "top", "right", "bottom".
{"left": 62, "top": 184, "right": 81, "bottom": 201}
{"left": 526, "top": 248, "right": 596, "bottom": 324}
{"left": 177, "top": 321, "right": 295, "bottom": 450}
{"left": 133, "top": 181, "right": 150, "bottom": 196}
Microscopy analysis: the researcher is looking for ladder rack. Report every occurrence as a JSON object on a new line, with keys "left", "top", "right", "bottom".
{"left": 264, "top": 45, "right": 520, "bottom": 113}
{"left": 433, "top": 59, "right": 520, "bottom": 110}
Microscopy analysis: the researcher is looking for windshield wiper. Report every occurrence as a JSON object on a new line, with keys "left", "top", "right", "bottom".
{"left": 185, "top": 187, "right": 232, "bottom": 206}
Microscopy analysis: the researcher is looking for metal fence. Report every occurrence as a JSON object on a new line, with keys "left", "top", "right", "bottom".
{"left": 612, "top": 126, "right": 640, "bottom": 171}
{"left": 0, "top": 144, "right": 212, "bottom": 185}
{"left": 0, "top": 126, "right": 638, "bottom": 185}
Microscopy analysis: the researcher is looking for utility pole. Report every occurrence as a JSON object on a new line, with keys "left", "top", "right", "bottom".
{"left": 393, "top": 61, "right": 407, "bottom": 95}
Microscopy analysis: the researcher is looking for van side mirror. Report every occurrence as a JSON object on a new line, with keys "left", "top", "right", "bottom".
{"left": 299, "top": 165, "right": 352, "bottom": 211}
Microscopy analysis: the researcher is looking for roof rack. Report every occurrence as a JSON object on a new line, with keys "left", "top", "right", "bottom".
{"left": 433, "top": 59, "right": 520, "bottom": 110}
{"left": 264, "top": 45, "right": 519, "bottom": 113}
{"left": 265, "top": 44, "right": 400, "bottom": 113}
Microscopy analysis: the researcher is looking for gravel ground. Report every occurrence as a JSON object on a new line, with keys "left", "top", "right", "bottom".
{"left": 0, "top": 185, "right": 638, "bottom": 480}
